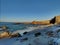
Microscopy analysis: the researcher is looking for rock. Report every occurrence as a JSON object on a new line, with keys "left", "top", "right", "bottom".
{"left": 56, "top": 29, "right": 60, "bottom": 33}
{"left": 50, "top": 16, "right": 60, "bottom": 24}
{"left": 0, "top": 31, "right": 21, "bottom": 39}
{"left": 10, "top": 33, "right": 22, "bottom": 38}
{"left": 28, "top": 44, "right": 31, "bottom": 45}
{"left": 13, "top": 22, "right": 21, "bottom": 25}
{"left": 32, "top": 20, "right": 50, "bottom": 25}
{"left": 23, "top": 31, "right": 28, "bottom": 35}
{"left": 32, "top": 16, "right": 60, "bottom": 25}
{"left": 34, "top": 32, "right": 41, "bottom": 37}
{"left": 1, "top": 26, "right": 9, "bottom": 30}
{"left": 20, "top": 37, "right": 28, "bottom": 42}
{"left": 46, "top": 31, "right": 54, "bottom": 37}
{"left": 0, "top": 31, "right": 11, "bottom": 38}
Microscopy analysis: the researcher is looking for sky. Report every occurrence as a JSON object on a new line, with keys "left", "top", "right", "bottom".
{"left": 0, "top": 0, "right": 60, "bottom": 22}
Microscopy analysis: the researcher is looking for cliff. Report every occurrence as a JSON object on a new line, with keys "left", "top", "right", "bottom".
{"left": 32, "top": 20, "right": 50, "bottom": 25}
{"left": 32, "top": 15, "right": 60, "bottom": 25}
{"left": 50, "top": 16, "right": 60, "bottom": 24}
{"left": 13, "top": 15, "right": 60, "bottom": 25}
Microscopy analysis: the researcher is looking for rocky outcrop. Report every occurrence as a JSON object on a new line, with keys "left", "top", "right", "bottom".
{"left": 0, "top": 31, "right": 11, "bottom": 38}
{"left": 10, "top": 33, "right": 22, "bottom": 38}
{"left": 50, "top": 16, "right": 60, "bottom": 24}
{"left": 0, "top": 31, "right": 21, "bottom": 39}
{"left": 32, "top": 20, "right": 50, "bottom": 25}
{"left": 0, "top": 26, "right": 9, "bottom": 30}
{"left": 13, "top": 22, "right": 31, "bottom": 25}
{"left": 32, "top": 16, "right": 60, "bottom": 25}
{"left": 0, "top": 25, "right": 22, "bottom": 39}
{"left": 13, "top": 22, "right": 22, "bottom": 25}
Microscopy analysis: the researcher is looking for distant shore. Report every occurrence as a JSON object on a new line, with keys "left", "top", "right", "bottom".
{"left": 11, "top": 16, "right": 60, "bottom": 25}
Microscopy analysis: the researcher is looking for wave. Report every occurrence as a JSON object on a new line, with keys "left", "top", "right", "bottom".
{"left": 12, "top": 26, "right": 42, "bottom": 35}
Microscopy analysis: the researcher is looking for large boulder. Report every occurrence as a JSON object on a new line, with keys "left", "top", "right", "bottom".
{"left": 0, "top": 31, "right": 11, "bottom": 38}
{"left": 0, "top": 31, "right": 22, "bottom": 39}
{"left": 10, "top": 33, "right": 22, "bottom": 38}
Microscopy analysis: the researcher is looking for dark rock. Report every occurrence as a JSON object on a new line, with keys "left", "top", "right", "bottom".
{"left": 23, "top": 31, "right": 28, "bottom": 35}
{"left": 46, "top": 31, "right": 54, "bottom": 37}
{"left": 28, "top": 43, "right": 31, "bottom": 45}
{"left": 13, "top": 23, "right": 21, "bottom": 25}
{"left": 34, "top": 32, "right": 41, "bottom": 37}
{"left": 56, "top": 29, "right": 60, "bottom": 33}
{"left": 21, "top": 37, "right": 28, "bottom": 42}
{"left": 50, "top": 17, "right": 56, "bottom": 24}
{"left": 50, "top": 16, "right": 60, "bottom": 24}
{"left": 16, "top": 39, "right": 19, "bottom": 41}
{"left": 11, "top": 33, "right": 22, "bottom": 38}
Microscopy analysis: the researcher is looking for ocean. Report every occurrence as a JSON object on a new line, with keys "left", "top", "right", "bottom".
{"left": 0, "top": 22, "right": 40, "bottom": 32}
{"left": 0, "top": 22, "right": 60, "bottom": 45}
{"left": 0, "top": 22, "right": 42, "bottom": 45}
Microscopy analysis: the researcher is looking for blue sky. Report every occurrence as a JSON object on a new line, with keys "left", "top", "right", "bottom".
{"left": 0, "top": 0, "right": 60, "bottom": 22}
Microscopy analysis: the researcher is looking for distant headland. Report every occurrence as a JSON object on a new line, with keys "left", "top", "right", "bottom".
{"left": 14, "top": 15, "right": 60, "bottom": 25}
{"left": 32, "top": 15, "right": 60, "bottom": 25}
{"left": 1, "top": 15, "right": 60, "bottom": 25}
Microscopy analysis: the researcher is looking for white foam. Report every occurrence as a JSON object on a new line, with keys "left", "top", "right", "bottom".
{"left": 12, "top": 26, "right": 41, "bottom": 35}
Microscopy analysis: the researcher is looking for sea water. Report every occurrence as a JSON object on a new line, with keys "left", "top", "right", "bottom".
{"left": 0, "top": 22, "right": 41, "bottom": 45}
{"left": 0, "top": 22, "right": 60, "bottom": 45}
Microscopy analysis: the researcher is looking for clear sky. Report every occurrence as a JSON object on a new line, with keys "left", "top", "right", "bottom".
{"left": 0, "top": 0, "right": 60, "bottom": 22}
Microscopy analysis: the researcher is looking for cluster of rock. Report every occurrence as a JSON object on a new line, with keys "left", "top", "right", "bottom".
{"left": 12, "top": 21, "right": 60, "bottom": 45}
{"left": 31, "top": 16, "right": 60, "bottom": 25}
{"left": 0, "top": 26, "right": 21, "bottom": 39}
{"left": 0, "top": 31, "right": 21, "bottom": 39}
{"left": 19, "top": 26, "right": 60, "bottom": 45}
